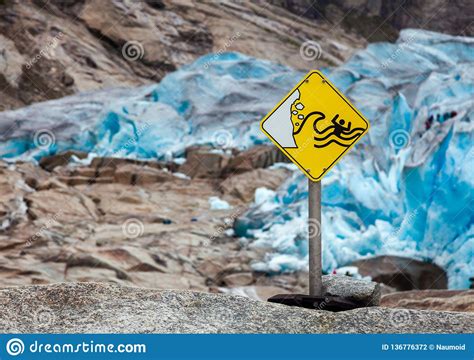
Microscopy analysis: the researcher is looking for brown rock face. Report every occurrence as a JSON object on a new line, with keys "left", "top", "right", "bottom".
{"left": 350, "top": 256, "right": 448, "bottom": 291}
{"left": 39, "top": 150, "right": 88, "bottom": 172}
{"left": 220, "top": 168, "right": 290, "bottom": 202}
{"left": 179, "top": 149, "right": 230, "bottom": 179}
{"left": 224, "top": 145, "right": 290, "bottom": 175}
{"left": 0, "top": 146, "right": 304, "bottom": 294}
{"left": 0, "top": 0, "right": 365, "bottom": 111}
{"left": 381, "top": 290, "right": 474, "bottom": 313}
{"left": 276, "top": 0, "right": 474, "bottom": 41}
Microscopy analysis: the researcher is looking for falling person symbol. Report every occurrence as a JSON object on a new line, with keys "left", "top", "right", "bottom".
{"left": 313, "top": 113, "right": 365, "bottom": 148}
{"left": 332, "top": 114, "right": 351, "bottom": 137}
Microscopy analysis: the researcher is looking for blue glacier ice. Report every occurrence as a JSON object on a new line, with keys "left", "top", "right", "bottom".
{"left": 0, "top": 29, "right": 472, "bottom": 288}
{"left": 0, "top": 53, "right": 302, "bottom": 161}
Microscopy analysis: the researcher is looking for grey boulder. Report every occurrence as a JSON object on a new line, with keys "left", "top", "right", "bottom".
{"left": 322, "top": 275, "right": 381, "bottom": 306}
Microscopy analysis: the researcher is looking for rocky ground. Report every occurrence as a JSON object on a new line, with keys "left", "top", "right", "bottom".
{"left": 1, "top": 0, "right": 473, "bottom": 326}
{"left": 2, "top": 145, "right": 473, "bottom": 316}
{"left": 0, "top": 144, "right": 316, "bottom": 297}
{"left": 1, "top": 282, "right": 473, "bottom": 333}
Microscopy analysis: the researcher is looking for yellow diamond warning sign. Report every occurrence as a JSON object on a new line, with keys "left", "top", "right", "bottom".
{"left": 260, "top": 71, "right": 370, "bottom": 181}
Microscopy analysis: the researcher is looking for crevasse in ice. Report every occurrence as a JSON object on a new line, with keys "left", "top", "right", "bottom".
{"left": 238, "top": 30, "right": 474, "bottom": 289}
{"left": 0, "top": 29, "right": 472, "bottom": 288}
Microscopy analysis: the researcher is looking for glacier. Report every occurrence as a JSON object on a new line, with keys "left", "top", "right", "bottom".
{"left": 0, "top": 53, "right": 301, "bottom": 161}
{"left": 0, "top": 29, "right": 472, "bottom": 288}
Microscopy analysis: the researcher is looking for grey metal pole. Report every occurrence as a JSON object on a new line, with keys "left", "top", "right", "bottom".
{"left": 308, "top": 178, "right": 323, "bottom": 296}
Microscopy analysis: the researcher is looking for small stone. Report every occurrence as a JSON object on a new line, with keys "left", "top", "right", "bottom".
{"left": 322, "top": 275, "right": 381, "bottom": 306}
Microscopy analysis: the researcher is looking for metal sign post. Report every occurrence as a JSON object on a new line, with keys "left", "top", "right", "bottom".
{"left": 268, "top": 176, "right": 361, "bottom": 311}
{"left": 308, "top": 179, "right": 322, "bottom": 296}
{"left": 261, "top": 70, "right": 370, "bottom": 311}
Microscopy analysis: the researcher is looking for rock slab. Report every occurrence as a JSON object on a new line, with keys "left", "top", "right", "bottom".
{"left": 381, "top": 290, "right": 474, "bottom": 313}
{"left": 0, "top": 283, "right": 472, "bottom": 334}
